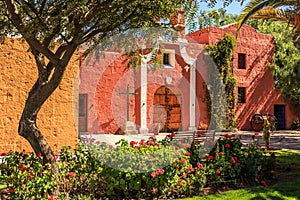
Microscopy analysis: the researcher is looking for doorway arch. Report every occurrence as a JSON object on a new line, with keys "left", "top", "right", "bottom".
{"left": 153, "top": 86, "right": 182, "bottom": 132}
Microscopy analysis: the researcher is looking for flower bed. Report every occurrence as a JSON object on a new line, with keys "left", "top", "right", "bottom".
{"left": 0, "top": 133, "right": 276, "bottom": 199}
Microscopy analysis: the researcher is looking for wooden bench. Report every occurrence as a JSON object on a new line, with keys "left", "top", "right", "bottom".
{"left": 165, "top": 130, "right": 216, "bottom": 144}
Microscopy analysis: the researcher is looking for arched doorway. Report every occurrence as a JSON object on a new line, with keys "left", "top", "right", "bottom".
{"left": 153, "top": 86, "right": 182, "bottom": 132}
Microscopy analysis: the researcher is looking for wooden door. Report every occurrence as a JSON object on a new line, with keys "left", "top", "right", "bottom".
{"left": 153, "top": 86, "right": 181, "bottom": 132}
{"left": 274, "top": 105, "right": 285, "bottom": 130}
{"left": 79, "top": 94, "right": 88, "bottom": 132}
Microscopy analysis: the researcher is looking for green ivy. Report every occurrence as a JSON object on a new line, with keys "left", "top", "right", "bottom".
{"left": 205, "top": 34, "right": 237, "bottom": 130}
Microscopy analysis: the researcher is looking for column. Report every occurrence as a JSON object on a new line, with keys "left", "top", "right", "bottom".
{"left": 180, "top": 45, "right": 197, "bottom": 131}
{"left": 139, "top": 58, "right": 148, "bottom": 134}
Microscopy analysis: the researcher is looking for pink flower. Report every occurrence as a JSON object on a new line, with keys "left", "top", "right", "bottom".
{"left": 156, "top": 168, "right": 164, "bottom": 175}
{"left": 9, "top": 188, "right": 14, "bottom": 193}
{"left": 69, "top": 172, "right": 74, "bottom": 177}
{"left": 270, "top": 170, "right": 275, "bottom": 174}
{"left": 185, "top": 151, "right": 191, "bottom": 156}
{"left": 188, "top": 165, "right": 195, "bottom": 172}
{"left": 197, "top": 162, "right": 203, "bottom": 169}
{"left": 150, "top": 172, "right": 156, "bottom": 178}
{"left": 152, "top": 187, "right": 158, "bottom": 194}
{"left": 258, "top": 165, "right": 262, "bottom": 171}
{"left": 79, "top": 175, "right": 83, "bottom": 179}
{"left": 180, "top": 158, "right": 186, "bottom": 165}
{"left": 109, "top": 145, "right": 113, "bottom": 149}
{"left": 216, "top": 169, "right": 221, "bottom": 175}
{"left": 66, "top": 181, "right": 70, "bottom": 185}
{"left": 148, "top": 141, "right": 155, "bottom": 146}
{"left": 225, "top": 143, "right": 230, "bottom": 148}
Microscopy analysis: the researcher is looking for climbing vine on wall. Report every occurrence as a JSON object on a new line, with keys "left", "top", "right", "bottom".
{"left": 205, "top": 34, "right": 237, "bottom": 130}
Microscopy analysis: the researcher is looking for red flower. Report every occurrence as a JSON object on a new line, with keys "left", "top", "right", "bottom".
{"left": 254, "top": 132, "right": 259, "bottom": 136}
{"left": 19, "top": 163, "right": 23, "bottom": 167}
{"left": 177, "top": 181, "right": 182, "bottom": 186}
{"left": 261, "top": 180, "right": 267, "bottom": 187}
{"left": 9, "top": 188, "right": 14, "bottom": 193}
{"left": 197, "top": 133, "right": 204, "bottom": 137}
{"left": 79, "top": 175, "right": 83, "bottom": 179}
{"left": 36, "top": 152, "right": 42, "bottom": 158}
{"left": 29, "top": 173, "right": 34, "bottom": 181}
{"left": 65, "top": 181, "right": 70, "bottom": 185}
{"left": 207, "top": 155, "right": 214, "bottom": 160}
{"left": 270, "top": 170, "right": 275, "bottom": 174}
{"left": 197, "top": 162, "right": 204, "bottom": 169}
{"left": 0, "top": 153, "right": 6, "bottom": 156}
{"left": 69, "top": 172, "right": 74, "bottom": 177}
{"left": 225, "top": 143, "right": 230, "bottom": 148}
{"left": 219, "top": 152, "right": 224, "bottom": 156}
{"left": 231, "top": 157, "right": 236, "bottom": 164}
{"left": 216, "top": 169, "right": 221, "bottom": 175}
{"left": 224, "top": 134, "right": 229, "bottom": 138}
{"left": 134, "top": 146, "right": 139, "bottom": 150}
{"left": 257, "top": 174, "right": 261, "bottom": 179}
{"left": 21, "top": 166, "right": 28, "bottom": 172}
{"left": 130, "top": 141, "right": 137, "bottom": 147}
{"left": 148, "top": 141, "right": 155, "bottom": 146}
{"left": 53, "top": 156, "right": 58, "bottom": 161}
{"left": 48, "top": 197, "right": 54, "bottom": 200}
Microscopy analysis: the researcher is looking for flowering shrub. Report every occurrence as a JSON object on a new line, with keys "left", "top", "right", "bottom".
{"left": 188, "top": 132, "right": 276, "bottom": 187}
{"left": 0, "top": 132, "right": 276, "bottom": 199}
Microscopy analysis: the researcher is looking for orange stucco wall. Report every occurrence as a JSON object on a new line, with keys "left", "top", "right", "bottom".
{"left": 0, "top": 38, "right": 79, "bottom": 153}
{"left": 192, "top": 24, "right": 298, "bottom": 130}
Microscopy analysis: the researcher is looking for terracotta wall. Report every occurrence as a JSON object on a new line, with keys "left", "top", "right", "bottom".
{"left": 191, "top": 24, "right": 298, "bottom": 130}
{"left": 0, "top": 38, "right": 79, "bottom": 153}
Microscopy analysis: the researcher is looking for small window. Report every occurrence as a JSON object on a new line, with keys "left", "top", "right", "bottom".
{"left": 163, "top": 53, "right": 170, "bottom": 65}
{"left": 79, "top": 94, "right": 87, "bottom": 117}
{"left": 238, "top": 53, "right": 246, "bottom": 69}
{"left": 238, "top": 87, "right": 246, "bottom": 103}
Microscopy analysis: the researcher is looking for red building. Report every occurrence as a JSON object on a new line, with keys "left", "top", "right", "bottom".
{"left": 78, "top": 23, "right": 298, "bottom": 134}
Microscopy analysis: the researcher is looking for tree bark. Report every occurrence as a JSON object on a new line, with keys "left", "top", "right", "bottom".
{"left": 17, "top": 45, "right": 76, "bottom": 199}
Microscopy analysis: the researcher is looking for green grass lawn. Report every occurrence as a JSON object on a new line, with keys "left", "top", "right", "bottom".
{"left": 183, "top": 150, "right": 300, "bottom": 200}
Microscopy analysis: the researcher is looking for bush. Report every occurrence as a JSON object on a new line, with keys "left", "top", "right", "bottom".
{"left": 0, "top": 133, "right": 276, "bottom": 199}
{"left": 291, "top": 120, "right": 300, "bottom": 130}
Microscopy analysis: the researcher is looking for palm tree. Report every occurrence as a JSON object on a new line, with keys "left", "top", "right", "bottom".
{"left": 237, "top": 0, "right": 300, "bottom": 32}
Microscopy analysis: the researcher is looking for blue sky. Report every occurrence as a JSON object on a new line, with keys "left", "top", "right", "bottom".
{"left": 199, "top": 0, "right": 251, "bottom": 14}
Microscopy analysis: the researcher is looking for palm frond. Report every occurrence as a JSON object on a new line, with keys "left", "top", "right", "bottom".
{"left": 237, "top": 0, "right": 300, "bottom": 35}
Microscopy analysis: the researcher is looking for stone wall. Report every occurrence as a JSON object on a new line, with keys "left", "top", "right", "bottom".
{"left": 0, "top": 38, "right": 79, "bottom": 153}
